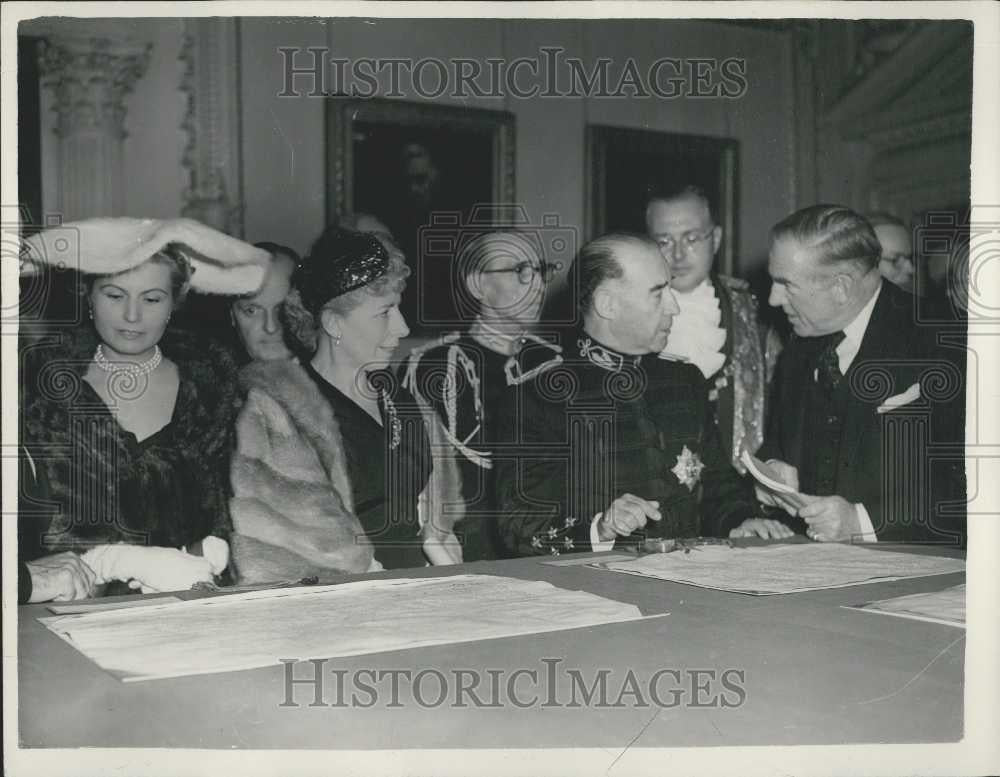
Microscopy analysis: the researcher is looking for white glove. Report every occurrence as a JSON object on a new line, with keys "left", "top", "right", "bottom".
{"left": 82, "top": 544, "right": 216, "bottom": 593}
{"left": 195, "top": 535, "right": 230, "bottom": 576}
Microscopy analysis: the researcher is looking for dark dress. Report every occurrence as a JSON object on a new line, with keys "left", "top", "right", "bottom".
{"left": 303, "top": 363, "right": 430, "bottom": 570}
{"left": 20, "top": 327, "right": 239, "bottom": 591}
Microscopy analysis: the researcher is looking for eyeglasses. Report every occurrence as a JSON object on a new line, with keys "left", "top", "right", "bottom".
{"left": 654, "top": 228, "right": 715, "bottom": 255}
{"left": 480, "top": 261, "right": 555, "bottom": 285}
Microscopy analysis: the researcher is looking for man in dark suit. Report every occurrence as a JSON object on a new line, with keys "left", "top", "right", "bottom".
{"left": 758, "top": 205, "right": 965, "bottom": 545}
{"left": 495, "top": 233, "right": 779, "bottom": 557}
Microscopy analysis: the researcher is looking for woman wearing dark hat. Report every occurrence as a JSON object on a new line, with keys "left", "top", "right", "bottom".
{"left": 228, "top": 226, "right": 463, "bottom": 583}
{"left": 20, "top": 218, "right": 269, "bottom": 595}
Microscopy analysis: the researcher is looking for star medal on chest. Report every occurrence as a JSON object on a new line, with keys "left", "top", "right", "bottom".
{"left": 671, "top": 444, "right": 705, "bottom": 491}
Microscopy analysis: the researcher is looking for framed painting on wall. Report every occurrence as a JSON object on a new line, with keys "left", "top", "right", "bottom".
{"left": 327, "top": 97, "right": 516, "bottom": 331}
{"left": 586, "top": 125, "right": 739, "bottom": 276}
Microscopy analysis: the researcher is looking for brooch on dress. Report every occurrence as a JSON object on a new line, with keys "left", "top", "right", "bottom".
{"left": 671, "top": 445, "right": 704, "bottom": 491}
{"left": 381, "top": 391, "right": 402, "bottom": 450}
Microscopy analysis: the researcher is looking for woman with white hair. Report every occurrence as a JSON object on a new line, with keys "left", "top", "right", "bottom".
{"left": 228, "top": 225, "right": 463, "bottom": 583}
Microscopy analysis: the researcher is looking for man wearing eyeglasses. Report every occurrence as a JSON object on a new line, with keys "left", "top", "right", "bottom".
{"left": 404, "top": 230, "right": 562, "bottom": 561}
{"left": 867, "top": 212, "right": 916, "bottom": 294}
{"left": 645, "top": 187, "right": 782, "bottom": 483}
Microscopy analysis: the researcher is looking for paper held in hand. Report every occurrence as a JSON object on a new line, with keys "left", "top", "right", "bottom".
{"left": 740, "top": 450, "right": 809, "bottom": 511}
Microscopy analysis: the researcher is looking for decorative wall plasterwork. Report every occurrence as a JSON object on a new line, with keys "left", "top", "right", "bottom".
{"left": 40, "top": 37, "right": 151, "bottom": 140}
{"left": 178, "top": 18, "right": 245, "bottom": 236}
{"left": 34, "top": 28, "right": 151, "bottom": 220}
{"left": 819, "top": 21, "right": 972, "bottom": 217}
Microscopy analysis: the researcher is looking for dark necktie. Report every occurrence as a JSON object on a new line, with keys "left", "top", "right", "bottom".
{"left": 815, "top": 331, "right": 846, "bottom": 393}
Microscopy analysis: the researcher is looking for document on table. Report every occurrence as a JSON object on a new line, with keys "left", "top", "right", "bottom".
{"left": 589, "top": 543, "right": 965, "bottom": 595}
{"left": 47, "top": 595, "right": 183, "bottom": 615}
{"left": 39, "top": 574, "right": 657, "bottom": 682}
{"left": 845, "top": 584, "right": 966, "bottom": 627}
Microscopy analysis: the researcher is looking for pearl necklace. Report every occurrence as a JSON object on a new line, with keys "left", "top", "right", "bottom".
{"left": 93, "top": 344, "right": 163, "bottom": 379}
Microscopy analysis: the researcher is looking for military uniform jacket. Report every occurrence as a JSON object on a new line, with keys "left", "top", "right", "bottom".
{"left": 496, "top": 330, "right": 757, "bottom": 556}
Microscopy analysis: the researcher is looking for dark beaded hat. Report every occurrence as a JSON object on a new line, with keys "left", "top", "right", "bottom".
{"left": 296, "top": 227, "right": 389, "bottom": 313}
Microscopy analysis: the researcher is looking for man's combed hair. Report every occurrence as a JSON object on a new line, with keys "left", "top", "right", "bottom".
{"left": 578, "top": 233, "right": 654, "bottom": 315}
{"left": 770, "top": 204, "right": 881, "bottom": 275}
{"left": 865, "top": 211, "right": 907, "bottom": 230}
{"left": 645, "top": 184, "right": 716, "bottom": 224}
{"left": 457, "top": 229, "right": 542, "bottom": 278}
{"left": 253, "top": 241, "right": 301, "bottom": 265}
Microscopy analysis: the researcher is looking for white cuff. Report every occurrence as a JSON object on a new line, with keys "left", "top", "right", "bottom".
{"left": 854, "top": 504, "right": 878, "bottom": 542}
{"left": 590, "top": 514, "right": 616, "bottom": 552}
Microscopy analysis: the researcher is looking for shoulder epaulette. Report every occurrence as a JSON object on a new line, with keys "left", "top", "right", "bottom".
{"left": 402, "top": 331, "right": 462, "bottom": 393}
{"left": 505, "top": 333, "right": 564, "bottom": 386}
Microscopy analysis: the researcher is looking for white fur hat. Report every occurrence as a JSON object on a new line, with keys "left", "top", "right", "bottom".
{"left": 20, "top": 217, "right": 268, "bottom": 296}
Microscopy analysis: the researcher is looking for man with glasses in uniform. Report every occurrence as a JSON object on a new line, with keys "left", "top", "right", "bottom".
{"left": 404, "top": 230, "right": 562, "bottom": 561}
{"left": 645, "top": 187, "right": 782, "bottom": 489}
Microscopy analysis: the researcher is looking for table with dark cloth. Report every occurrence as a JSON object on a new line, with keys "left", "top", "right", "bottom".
{"left": 18, "top": 541, "right": 964, "bottom": 749}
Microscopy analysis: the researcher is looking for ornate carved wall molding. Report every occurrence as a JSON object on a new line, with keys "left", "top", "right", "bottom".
{"left": 179, "top": 18, "right": 244, "bottom": 236}
{"left": 816, "top": 20, "right": 972, "bottom": 219}
{"left": 36, "top": 33, "right": 150, "bottom": 220}
{"left": 865, "top": 112, "right": 972, "bottom": 153}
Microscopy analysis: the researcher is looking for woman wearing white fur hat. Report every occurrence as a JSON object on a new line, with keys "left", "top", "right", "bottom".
{"left": 19, "top": 218, "right": 268, "bottom": 597}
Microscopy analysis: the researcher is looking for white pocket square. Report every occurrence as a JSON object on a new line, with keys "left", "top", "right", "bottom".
{"left": 876, "top": 383, "right": 921, "bottom": 413}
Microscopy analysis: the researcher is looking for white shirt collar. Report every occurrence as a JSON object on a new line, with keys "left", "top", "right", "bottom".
{"left": 836, "top": 280, "right": 883, "bottom": 372}
{"left": 842, "top": 280, "right": 882, "bottom": 343}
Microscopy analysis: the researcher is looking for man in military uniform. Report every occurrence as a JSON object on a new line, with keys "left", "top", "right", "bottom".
{"left": 404, "top": 230, "right": 562, "bottom": 560}
{"left": 495, "top": 233, "right": 785, "bottom": 556}
{"left": 646, "top": 187, "right": 782, "bottom": 470}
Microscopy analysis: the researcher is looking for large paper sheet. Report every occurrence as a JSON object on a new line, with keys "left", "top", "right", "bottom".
{"left": 589, "top": 543, "right": 965, "bottom": 595}
{"left": 47, "top": 595, "right": 182, "bottom": 615}
{"left": 40, "top": 574, "right": 655, "bottom": 682}
{"left": 845, "top": 584, "right": 966, "bottom": 627}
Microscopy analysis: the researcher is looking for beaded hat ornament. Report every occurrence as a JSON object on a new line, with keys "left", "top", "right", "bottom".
{"left": 296, "top": 228, "right": 390, "bottom": 313}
